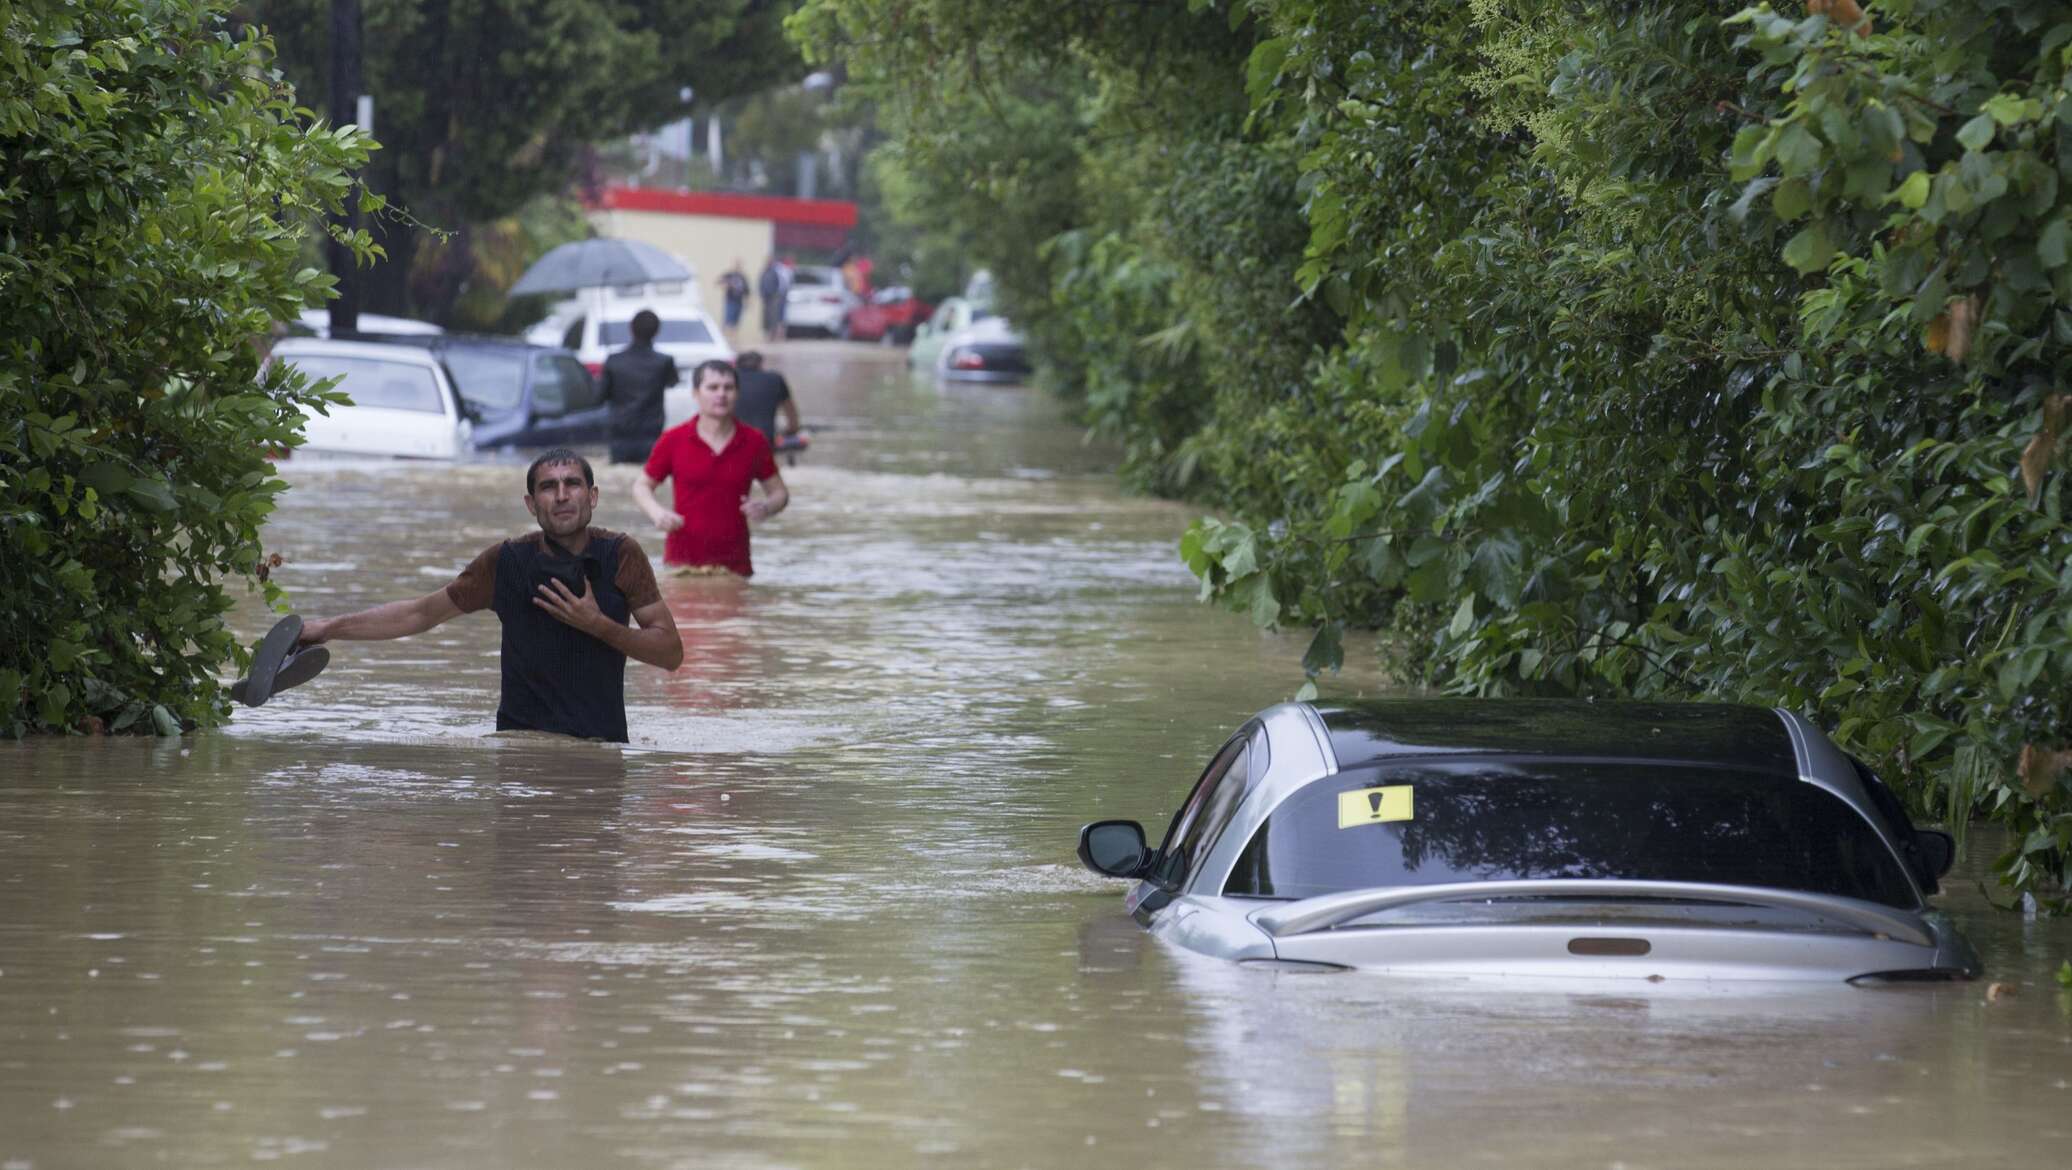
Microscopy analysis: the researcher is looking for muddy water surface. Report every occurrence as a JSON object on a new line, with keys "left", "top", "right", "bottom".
{"left": 4, "top": 345, "right": 2070, "bottom": 1168}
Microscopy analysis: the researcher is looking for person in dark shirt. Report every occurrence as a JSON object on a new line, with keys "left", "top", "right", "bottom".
{"left": 599, "top": 309, "right": 679, "bottom": 464}
{"left": 295, "top": 449, "right": 683, "bottom": 742}
{"left": 733, "top": 350, "right": 800, "bottom": 442}
{"left": 718, "top": 261, "right": 750, "bottom": 340}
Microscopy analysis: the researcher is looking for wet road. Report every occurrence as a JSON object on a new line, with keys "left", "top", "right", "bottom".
{"left": 3, "top": 344, "right": 2070, "bottom": 1168}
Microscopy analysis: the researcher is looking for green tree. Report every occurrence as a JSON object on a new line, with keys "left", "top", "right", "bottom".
{"left": 2, "top": 0, "right": 375, "bottom": 737}
{"left": 806, "top": 0, "right": 2072, "bottom": 895}
{"left": 246, "top": 0, "right": 801, "bottom": 319}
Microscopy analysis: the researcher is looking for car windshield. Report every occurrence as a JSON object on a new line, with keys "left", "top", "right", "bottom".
{"left": 1224, "top": 761, "right": 1918, "bottom": 908}
{"left": 284, "top": 355, "right": 445, "bottom": 414}
{"left": 598, "top": 318, "right": 713, "bottom": 345}
{"left": 439, "top": 347, "right": 527, "bottom": 411}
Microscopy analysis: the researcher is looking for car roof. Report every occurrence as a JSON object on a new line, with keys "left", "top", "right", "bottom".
{"left": 949, "top": 317, "right": 1021, "bottom": 342}
{"left": 293, "top": 309, "right": 443, "bottom": 335}
{"left": 271, "top": 338, "right": 443, "bottom": 367}
{"left": 1311, "top": 698, "right": 1798, "bottom": 775}
{"left": 430, "top": 335, "right": 573, "bottom": 356}
{"left": 594, "top": 303, "right": 716, "bottom": 322}
{"left": 1176, "top": 700, "right": 1923, "bottom": 907}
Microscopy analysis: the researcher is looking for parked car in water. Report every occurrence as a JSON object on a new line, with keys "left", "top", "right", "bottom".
{"left": 935, "top": 316, "right": 1031, "bottom": 382}
{"left": 270, "top": 338, "right": 472, "bottom": 459}
{"left": 1077, "top": 700, "right": 1976, "bottom": 983}
{"left": 427, "top": 337, "right": 607, "bottom": 449}
{"left": 907, "top": 295, "right": 982, "bottom": 372}
{"left": 523, "top": 295, "right": 733, "bottom": 382}
{"left": 844, "top": 286, "right": 935, "bottom": 344}
{"left": 784, "top": 265, "right": 861, "bottom": 338}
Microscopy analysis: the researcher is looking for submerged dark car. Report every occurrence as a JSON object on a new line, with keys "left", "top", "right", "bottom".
{"left": 1078, "top": 700, "right": 1976, "bottom": 983}
{"left": 361, "top": 334, "right": 608, "bottom": 449}
{"left": 433, "top": 338, "right": 607, "bottom": 449}
{"left": 935, "top": 317, "right": 1031, "bottom": 382}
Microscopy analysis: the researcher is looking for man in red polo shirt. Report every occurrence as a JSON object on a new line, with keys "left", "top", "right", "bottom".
{"left": 632, "top": 360, "right": 791, "bottom": 576}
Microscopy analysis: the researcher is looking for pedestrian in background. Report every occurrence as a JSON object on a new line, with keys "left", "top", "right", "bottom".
{"left": 598, "top": 309, "right": 678, "bottom": 465}
{"left": 757, "top": 256, "right": 787, "bottom": 343}
{"left": 634, "top": 360, "right": 790, "bottom": 578}
{"left": 733, "top": 351, "right": 800, "bottom": 444}
{"left": 718, "top": 260, "right": 750, "bottom": 341}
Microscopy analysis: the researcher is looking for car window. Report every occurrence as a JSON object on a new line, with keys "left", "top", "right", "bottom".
{"left": 556, "top": 356, "right": 599, "bottom": 410}
{"left": 1224, "top": 761, "right": 1920, "bottom": 907}
{"left": 1848, "top": 757, "right": 1936, "bottom": 890}
{"left": 286, "top": 355, "right": 446, "bottom": 414}
{"left": 532, "top": 358, "right": 568, "bottom": 416}
{"left": 598, "top": 317, "right": 714, "bottom": 346}
{"left": 560, "top": 317, "right": 584, "bottom": 351}
{"left": 439, "top": 348, "right": 527, "bottom": 412}
{"left": 1149, "top": 729, "right": 1259, "bottom": 890}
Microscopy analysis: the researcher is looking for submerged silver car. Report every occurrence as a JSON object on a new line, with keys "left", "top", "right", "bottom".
{"left": 1078, "top": 700, "right": 1978, "bottom": 983}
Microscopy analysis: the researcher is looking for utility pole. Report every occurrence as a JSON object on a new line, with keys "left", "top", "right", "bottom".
{"left": 679, "top": 87, "right": 694, "bottom": 191}
{"left": 326, "top": 0, "right": 363, "bottom": 335}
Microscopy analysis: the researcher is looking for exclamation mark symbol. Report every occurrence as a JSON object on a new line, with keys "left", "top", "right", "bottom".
{"left": 1369, "top": 792, "right": 1386, "bottom": 818}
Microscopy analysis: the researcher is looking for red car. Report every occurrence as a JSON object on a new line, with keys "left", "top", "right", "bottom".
{"left": 844, "top": 286, "right": 935, "bottom": 344}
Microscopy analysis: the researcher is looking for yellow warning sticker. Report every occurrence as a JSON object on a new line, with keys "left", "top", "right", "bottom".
{"left": 1338, "top": 785, "right": 1414, "bottom": 829}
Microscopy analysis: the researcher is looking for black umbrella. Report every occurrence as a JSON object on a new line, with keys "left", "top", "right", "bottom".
{"left": 508, "top": 239, "right": 692, "bottom": 296}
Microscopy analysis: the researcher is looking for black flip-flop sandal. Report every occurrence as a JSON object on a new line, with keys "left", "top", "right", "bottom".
{"left": 268, "top": 645, "right": 329, "bottom": 698}
{"left": 233, "top": 615, "right": 303, "bottom": 707}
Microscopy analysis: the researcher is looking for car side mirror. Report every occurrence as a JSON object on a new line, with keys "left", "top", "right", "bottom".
{"left": 1077, "top": 820, "right": 1150, "bottom": 878}
{"left": 1915, "top": 828, "right": 1955, "bottom": 879}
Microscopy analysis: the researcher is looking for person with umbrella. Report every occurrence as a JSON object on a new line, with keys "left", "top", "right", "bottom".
{"left": 508, "top": 240, "right": 695, "bottom": 464}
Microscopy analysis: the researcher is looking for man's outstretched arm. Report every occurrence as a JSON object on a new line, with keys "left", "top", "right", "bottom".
{"left": 302, "top": 590, "right": 463, "bottom": 645}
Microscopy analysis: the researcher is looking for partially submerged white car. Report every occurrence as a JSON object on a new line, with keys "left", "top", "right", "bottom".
{"left": 1079, "top": 700, "right": 1978, "bottom": 983}
{"left": 271, "top": 338, "right": 472, "bottom": 459}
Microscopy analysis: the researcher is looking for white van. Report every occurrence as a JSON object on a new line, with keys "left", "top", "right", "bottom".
{"left": 523, "top": 294, "right": 734, "bottom": 381}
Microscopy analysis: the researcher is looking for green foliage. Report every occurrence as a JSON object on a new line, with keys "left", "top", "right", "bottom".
{"left": 1, "top": 0, "right": 373, "bottom": 737}
{"left": 809, "top": 0, "right": 2072, "bottom": 895}
{"left": 247, "top": 0, "right": 799, "bottom": 316}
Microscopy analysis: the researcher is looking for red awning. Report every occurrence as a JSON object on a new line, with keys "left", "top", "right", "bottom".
{"left": 595, "top": 186, "right": 858, "bottom": 229}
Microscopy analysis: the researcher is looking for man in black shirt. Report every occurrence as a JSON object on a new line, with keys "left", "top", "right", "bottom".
{"left": 296, "top": 450, "right": 683, "bottom": 742}
{"left": 734, "top": 350, "right": 800, "bottom": 442}
{"left": 599, "top": 309, "right": 679, "bottom": 464}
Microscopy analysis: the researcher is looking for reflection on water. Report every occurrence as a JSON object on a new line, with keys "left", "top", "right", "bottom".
{"left": 3, "top": 345, "right": 2069, "bottom": 1168}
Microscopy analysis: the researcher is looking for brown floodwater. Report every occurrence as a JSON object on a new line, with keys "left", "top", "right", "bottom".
{"left": 4, "top": 344, "right": 2070, "bottom": 1168}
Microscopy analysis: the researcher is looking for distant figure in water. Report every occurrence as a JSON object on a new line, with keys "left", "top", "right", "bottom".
{"left": 295, "top": 450, "right": 683, "bottom": 742}
{"left": 634, "top": 360, "right": 790, "bottom": 578}
{"left": 732, "top": 351, "right": 800, "bottom": 445}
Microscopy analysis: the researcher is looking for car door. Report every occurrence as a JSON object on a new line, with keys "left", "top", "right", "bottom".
{"left": 550, "top": 354, "right": 609, "bottom": 443}
{"left": 524, "top": 355, "right": 572, "bottom": 445}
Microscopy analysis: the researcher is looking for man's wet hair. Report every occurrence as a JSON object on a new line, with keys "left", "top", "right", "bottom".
{"left": 692, "top": 359, "right": 738, "bottom": 388}
{"left": 630, "top": 309, "right": 659, "bottom": 344}
{"left": 526, "top": 448, "right": 594, "bottom": 494}
{"left": 735, "top": 350, "right": 764, "bottom": 371}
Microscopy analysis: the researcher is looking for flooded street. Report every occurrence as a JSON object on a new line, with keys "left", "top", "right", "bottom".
{"left": 4, "top": 345, "right": 2070, "bottom": 1168}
